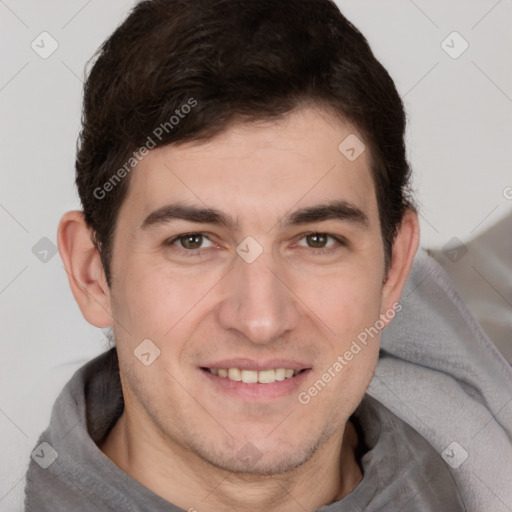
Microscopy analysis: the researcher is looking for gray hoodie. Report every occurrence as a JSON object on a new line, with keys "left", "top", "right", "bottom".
{"left": 24, "top": 347, "right": 465, "bottom": 511}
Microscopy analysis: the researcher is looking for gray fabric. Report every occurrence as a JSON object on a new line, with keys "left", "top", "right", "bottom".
{"left": 370, "top": 248, "right": 512, "bottom": 511}
{"left": 23, "top": 347, "right": 465, "bottom": 512}
{"left": 321, "top": 394, "right": 465, "bottom": 511}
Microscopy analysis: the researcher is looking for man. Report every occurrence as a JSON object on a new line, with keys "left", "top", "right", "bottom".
{"left": 24, "top": 0, "right": 469, "bottom": 510}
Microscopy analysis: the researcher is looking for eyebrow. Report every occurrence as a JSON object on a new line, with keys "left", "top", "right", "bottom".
{"left": 140, "top": 200, "right": 369, "bottom": 231}
{"left": 284, "top": 200, "right": 369, "bottom": 228}
{"left": 141, "top": 203, "right": 236, "bottom": 230}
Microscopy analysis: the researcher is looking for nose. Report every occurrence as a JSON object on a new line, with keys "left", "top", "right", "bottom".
{"left": 216, "top": 247, "right": 301, "bottom": 345}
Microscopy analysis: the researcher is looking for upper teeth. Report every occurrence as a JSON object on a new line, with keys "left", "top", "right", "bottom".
{"left": 209, "top": 368, "right": 300, "bottom": 384}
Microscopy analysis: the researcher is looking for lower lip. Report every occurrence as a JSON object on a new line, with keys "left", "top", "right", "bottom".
{"left": 200, "top": 368, "right": 311, "bottom": 401}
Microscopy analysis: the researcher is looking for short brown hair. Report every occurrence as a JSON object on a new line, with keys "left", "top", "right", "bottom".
{"left": 76, "top": 0, "right": 414, "bottom": 285}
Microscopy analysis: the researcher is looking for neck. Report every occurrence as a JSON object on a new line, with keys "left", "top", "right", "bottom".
{"left": 99, "top": 407, "right": 363, "bottom": 512}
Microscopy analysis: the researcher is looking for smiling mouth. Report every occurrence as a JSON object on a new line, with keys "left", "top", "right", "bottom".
{"left": 201, "top": 367, "right": 308, "bottom": 384}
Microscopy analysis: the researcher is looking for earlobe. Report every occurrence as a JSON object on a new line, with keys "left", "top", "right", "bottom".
{"left": 380, "top": 208, "right": 420, "bottom": 320}
{"left": 57, "top": 211, "right": 113, "bottom": 328}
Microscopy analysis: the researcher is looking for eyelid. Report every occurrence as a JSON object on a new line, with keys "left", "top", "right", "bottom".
{"left": 165, "top": 232, "right": 215, "bottom": 250}
{"left": 293, "top": 231, "right": 347, "bottom": 252}
{"left": 295, "top": 232, "right": 341, "bottom": 247}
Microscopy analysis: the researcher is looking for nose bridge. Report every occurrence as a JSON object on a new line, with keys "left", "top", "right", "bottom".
{"left": 217, "top": 248, "right": 299, "bottom": 344}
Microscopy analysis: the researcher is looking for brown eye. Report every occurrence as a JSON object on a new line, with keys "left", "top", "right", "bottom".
{"left": 296, "top": 232, "right": 344, "bottom": 252}
{"left": 305, "top": 233, "right": 328, "bottom": 248}
{"left": 173, "top": 233, "right": 212, "bottom": 250}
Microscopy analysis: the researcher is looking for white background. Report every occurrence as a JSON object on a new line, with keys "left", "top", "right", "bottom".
{"left": 1, "top": 0, "right": 511, "bottom": 510}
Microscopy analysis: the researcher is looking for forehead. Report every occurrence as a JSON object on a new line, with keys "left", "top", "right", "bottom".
{"left": 119, "top": 106, "right": 378, "bottom": 227}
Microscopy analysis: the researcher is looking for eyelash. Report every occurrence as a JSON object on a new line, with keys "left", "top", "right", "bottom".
{"left": 164, "top": 232, "right": 346, "bottom": 256}
{"left": 296, "top": 232, "right": 347, "bottom": 254}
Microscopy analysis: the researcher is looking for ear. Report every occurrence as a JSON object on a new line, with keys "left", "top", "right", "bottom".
{"left": 380, "top": 208, "right": 420, "bottom": 320}
{"left": 57, "top": 211, "right": 113, "bottom": 328}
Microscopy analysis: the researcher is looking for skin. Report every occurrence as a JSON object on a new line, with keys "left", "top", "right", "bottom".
{"left": 58, "top": 106, "right": 419, "bottom": 512}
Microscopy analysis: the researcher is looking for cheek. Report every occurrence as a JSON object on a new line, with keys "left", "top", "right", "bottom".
{"left": 294, "top": 262, "right": 384, "bottom": 341}
{"left": 110, "top": 262, "right": 223, "bottom": 354}
{"left": 296, "top": 270, "right": 383, "bottom": 415}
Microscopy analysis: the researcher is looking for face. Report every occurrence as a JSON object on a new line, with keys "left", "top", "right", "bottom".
{"left": 107, "top": 106, "right": 391, "bottom": 474}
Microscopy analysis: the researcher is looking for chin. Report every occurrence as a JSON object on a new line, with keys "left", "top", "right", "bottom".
{"left": 205, "top": 448, "right": 313, "bottom": 476}
{"left": 187, "top": 427, "right": 335, "bottom": 476}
